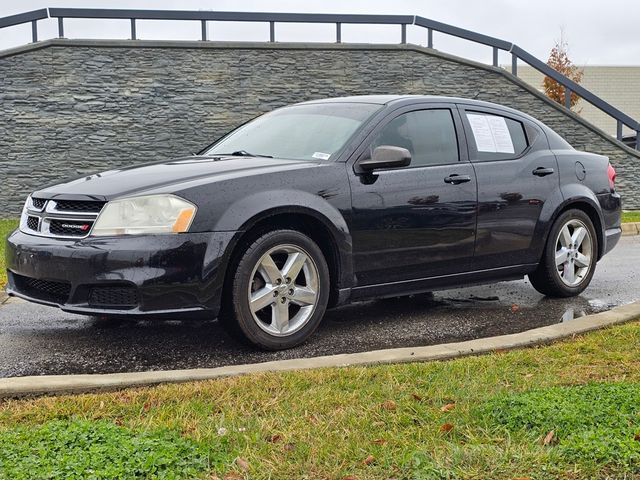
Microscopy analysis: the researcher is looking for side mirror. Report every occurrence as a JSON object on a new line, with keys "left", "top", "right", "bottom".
{"left": 357, "top": 146, "right": 411, "bottom": 172}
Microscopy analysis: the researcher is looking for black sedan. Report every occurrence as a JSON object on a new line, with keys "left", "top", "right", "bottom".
{"left": 5, "top": 96, "right": 622, "bottom": 350}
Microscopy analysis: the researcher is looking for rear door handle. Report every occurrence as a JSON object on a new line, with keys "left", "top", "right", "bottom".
{"left": 444, "top": 174, "right": 472, "bottom": 185}
{"left": 532, "top": 167, "right": 554, "bottom": 177}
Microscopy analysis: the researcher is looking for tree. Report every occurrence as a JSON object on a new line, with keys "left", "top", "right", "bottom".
{"left": 543, "top": 37, "right": 584, "bottom": 111}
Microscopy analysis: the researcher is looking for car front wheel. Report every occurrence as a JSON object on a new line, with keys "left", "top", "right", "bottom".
{"left": 529, "top": 209, "right": 598, "bottom": 297}
{"left": 223, "top": 229, "right": 330, "bottom": 350}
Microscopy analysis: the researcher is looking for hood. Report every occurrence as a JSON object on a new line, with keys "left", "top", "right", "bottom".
{"left": 33, "top": 156, "right": 319, "bottom": 201}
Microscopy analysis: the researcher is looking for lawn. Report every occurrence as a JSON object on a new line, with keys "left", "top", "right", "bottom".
{"left": 0, "top": 219, "right": 18, "bottom": 287}
{"left": 1, "top": 320, "right": 639, "bottom": 479}
{"left": 623, "top": 211, "right": 640, "bottom": 223}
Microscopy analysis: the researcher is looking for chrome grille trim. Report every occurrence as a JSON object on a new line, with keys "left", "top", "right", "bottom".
{"left": 20, "top": 197, "right": 104, "bottom": 239}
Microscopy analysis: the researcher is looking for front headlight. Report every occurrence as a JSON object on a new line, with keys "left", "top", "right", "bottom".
{"left": 92, "top": 194, "right": 197, "bottom": 236}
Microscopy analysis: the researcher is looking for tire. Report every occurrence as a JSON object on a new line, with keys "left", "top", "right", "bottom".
{"left": 221, "top": 229, "right": 330, "bottom": 350}
{"left": 528, "top": 209, "right": 598, "bottom": 298}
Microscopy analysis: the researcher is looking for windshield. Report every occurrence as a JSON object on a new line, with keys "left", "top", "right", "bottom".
{"left": 204, "top": 102, "right": 381, "bottom": 161}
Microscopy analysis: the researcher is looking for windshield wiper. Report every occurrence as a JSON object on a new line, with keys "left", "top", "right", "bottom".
{"left": 216, "top": 150, "right": 273, "bottom": 158}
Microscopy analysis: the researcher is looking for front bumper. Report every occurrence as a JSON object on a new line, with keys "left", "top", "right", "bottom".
{"left": 5, "top": 229, "right": 237, "bottom": 317}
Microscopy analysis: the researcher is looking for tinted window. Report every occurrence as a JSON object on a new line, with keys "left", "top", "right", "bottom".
{"left": 205, "top": 103, "right": 381, "bottom": 161}
{"left": 465, "top": 112, "right": 528, "bottom": 160}
{"left": 371, "top": 109, "right": 459, "bottom": 167}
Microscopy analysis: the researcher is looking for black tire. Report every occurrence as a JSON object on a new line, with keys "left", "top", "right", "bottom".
{"left": 221, "top": 229, "right": 330, "bottom": 350}
{"left": 528, "top": 209, "right": 598, "bottom": 298}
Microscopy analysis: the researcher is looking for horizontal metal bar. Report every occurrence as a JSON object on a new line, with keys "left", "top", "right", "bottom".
{"left": 0, "top": 8, "right": 48, "bottom": 29}
{"left": 414, "top": 15, "right": 511, "bottom": 50}
{"left": 48, "top": 8, "right": 414, "bottom": 25}
{"left": 511, "top": 45, "right": 640, "bottom": 130}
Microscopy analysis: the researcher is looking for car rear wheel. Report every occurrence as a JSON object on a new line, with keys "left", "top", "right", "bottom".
{"left": 528, "top": 209, "right": 598, "bottom": 297}
{"left": 223, "top": 229, "right": 330, "bottom": 350}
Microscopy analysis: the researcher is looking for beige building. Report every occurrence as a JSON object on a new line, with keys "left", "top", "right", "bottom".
{"left": 516, "top": 66, "right": 640, "bottom": 138}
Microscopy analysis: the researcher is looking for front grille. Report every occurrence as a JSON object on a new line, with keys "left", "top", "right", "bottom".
{"left": 27, "top": 216, "right": 39, "bottom": 231}
{"left": 55, "top": 200, "right": 105, "bottom": 213}
{"left": 49, "top": 219, "right": 94, "bottom": 237}
{"left": 21, "top": 196, "right": 105, "bottom": 239}
{"left": 89, "top": 286, "right": 139, "bottom": 308}
{"left": 31, "top": 198, "right": 46, "bottom": 209}
{"left": 13, "top": 274, "right": 71, "bottom": 304}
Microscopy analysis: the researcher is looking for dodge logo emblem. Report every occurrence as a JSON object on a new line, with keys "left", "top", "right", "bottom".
{"left": 61, "top": 223, "right": 91, "bottom": 231}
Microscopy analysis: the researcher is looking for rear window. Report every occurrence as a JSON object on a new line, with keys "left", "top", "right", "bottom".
{"left": 466, "top": 112, "right": 528, "bottom": 160}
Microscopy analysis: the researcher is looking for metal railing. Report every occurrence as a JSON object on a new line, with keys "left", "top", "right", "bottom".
{"left": 2, "top": 8, "right": 639, "bottom": 148}
{"left": 0, "top": 8, "right": 48, "bottom": 42}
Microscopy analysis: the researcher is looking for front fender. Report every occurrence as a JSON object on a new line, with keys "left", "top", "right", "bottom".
{"left": 212, "top": 189, "right": 354, "bottom": 292}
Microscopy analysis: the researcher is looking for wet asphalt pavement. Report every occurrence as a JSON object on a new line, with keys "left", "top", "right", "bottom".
{"left": 0, "top": 236, "right": 638, "bottom": 378}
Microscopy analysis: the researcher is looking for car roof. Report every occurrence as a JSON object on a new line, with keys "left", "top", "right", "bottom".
{"left": 297, "top": 95, "right": 544, "bottom": 127}
{"left": 298, "top": 94, "right": 521, "bottom": 111}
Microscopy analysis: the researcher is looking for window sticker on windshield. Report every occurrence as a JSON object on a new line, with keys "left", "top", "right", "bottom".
{"left": 312, "top": 152, "right": 331, "bottom": 160}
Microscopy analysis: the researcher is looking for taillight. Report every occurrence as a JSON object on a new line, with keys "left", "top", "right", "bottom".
{"left": 607, "top": 163, "right": 616, "bottom": 191}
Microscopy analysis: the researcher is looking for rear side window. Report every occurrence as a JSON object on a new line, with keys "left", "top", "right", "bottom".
{"left": 371, "top": 109, "right": 459, "bottom": 167}
{"left": 465, "top": 112, "right": 528, "bottom": 160}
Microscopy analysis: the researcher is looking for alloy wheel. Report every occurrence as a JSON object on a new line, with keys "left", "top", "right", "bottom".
{"left": 248, "top": 244, "right": 320, "bottom": 337}
{"left": 554, "top": 219, "right": 593, "bottom": 287}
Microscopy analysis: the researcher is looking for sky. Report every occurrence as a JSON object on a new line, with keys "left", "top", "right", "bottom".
{"left": 0, "top": 0, "right": 638, "bottom": 66}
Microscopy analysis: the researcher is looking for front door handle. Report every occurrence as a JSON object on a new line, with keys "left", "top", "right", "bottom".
{"left": 532, "top": 167, "right": 554, "bottom": 177}
{"left": 444, "top": 174, "right": 472, "bottom": 185}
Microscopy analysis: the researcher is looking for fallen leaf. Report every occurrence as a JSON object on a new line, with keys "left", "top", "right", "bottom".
{"left": 542, "top": 430, "right": 555, "bottom": 446}
{"left": 440, "top": 403, "right": 456, "bottom": 412}
{"left": 372, "top": 438, "right": 387, "bottom": 445}
{"left": 284, "top": 443, "right": 296, "bottom": 452}
{"left": 235, "top": 457, "right": 249, "bottom": 471}
{"left": 511, "top": 304, "right": 520, "bottom": 312}
{"left": 411, "top": 393, "right": 423, "bottom": 401}
{"left": 342, "top": 476, "right": 359, "bottom": 480}
{"left": 363, "top": 455, "right": 375, "bottom": 465}
{"left": 269, "top": 434, "right": 283, "bottom": 443}
{"left": 635, "top": 433, "right": 640, "bottom": 441}
{"left": 381, "top": 400, "right": 397, "bottom": 411}
{"left": 439, "top": 423, "right": 454, "bottom": 433}
{"left": 223, "top": 474, "right": 243, "bottom": 480}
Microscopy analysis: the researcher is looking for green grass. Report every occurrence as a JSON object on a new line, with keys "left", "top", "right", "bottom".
{"left": 1, "top": 320, "right": 639, "bottom": 479}
{"left": 0, "top": 419, "right": 224, "bottom": 480}
{"left": 0, "top": 219, "right": 18, "bottom": 287}
{"left": 482, "top": 383, "right": 640, "bottom": 471}
{"left": 623, "top": 211, "right": 640, "bottom": 223}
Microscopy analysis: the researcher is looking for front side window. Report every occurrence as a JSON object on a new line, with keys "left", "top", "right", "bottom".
{"left": 205, "top": 103, "right": 381, "bottom": 161}
{"left": 465, "top": 111, "right": 528, "bottom": 160}
{"left": 370, "top": 109, "right": 459, "bottom": 167}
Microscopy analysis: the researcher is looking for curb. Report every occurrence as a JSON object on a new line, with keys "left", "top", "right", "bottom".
{"left": 1, "top": 301, "right": 639, "bottom": 398}
{"left": 622, "top": 222, "right": 640, "bottom": 236}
